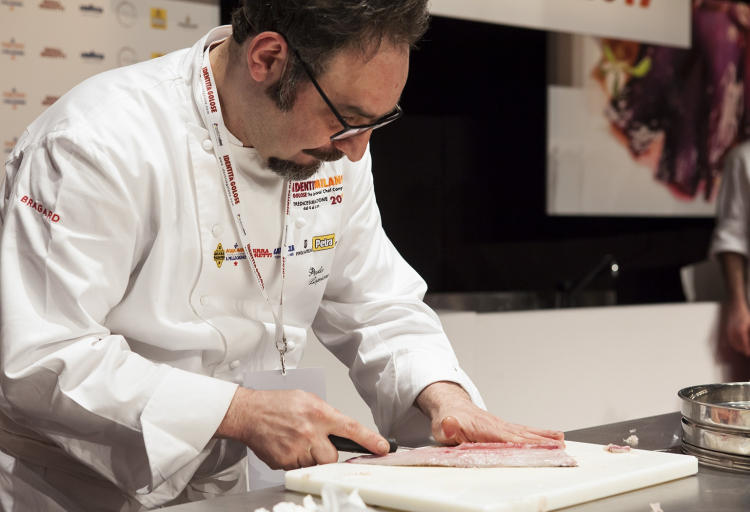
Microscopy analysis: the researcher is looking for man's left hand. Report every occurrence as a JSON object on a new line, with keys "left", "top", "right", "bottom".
{"left": 416, "top": 381, "right": 565, "bottom": 447}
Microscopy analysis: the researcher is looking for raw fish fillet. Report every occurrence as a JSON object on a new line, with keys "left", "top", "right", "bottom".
{"left": 346, "top": 442, "right": 577, "bottom": 468}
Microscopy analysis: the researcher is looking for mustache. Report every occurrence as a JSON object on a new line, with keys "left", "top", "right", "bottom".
{"left": 302, "top": 146, "right": 346, "bottom": 162}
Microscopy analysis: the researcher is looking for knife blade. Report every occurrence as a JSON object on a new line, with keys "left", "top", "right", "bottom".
{"left": 328, "top": 434, "right": 398, "bottom": 454}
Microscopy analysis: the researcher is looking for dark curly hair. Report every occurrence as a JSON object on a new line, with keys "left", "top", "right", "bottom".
{"left": 230, "top": 0, "right": 430, "bottom": 111}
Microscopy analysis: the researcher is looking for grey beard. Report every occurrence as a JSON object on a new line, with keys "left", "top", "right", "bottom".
{"left": 266, "top": 146, "right": 346, "bottom": 181}
{"left": 267, "top": 157, "right": 322, "bottom": 181}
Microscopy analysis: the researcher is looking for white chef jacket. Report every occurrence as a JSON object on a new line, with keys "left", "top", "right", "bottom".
{"left": 0, "top": 26, "right": 484, "bottom": 508}
{"left": 710, "top": 141, "right": 750, "bottom": 299}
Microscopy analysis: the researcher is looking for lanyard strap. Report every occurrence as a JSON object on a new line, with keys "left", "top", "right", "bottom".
{"left": 199, "top": 43, "right": 291, "bottom": 374}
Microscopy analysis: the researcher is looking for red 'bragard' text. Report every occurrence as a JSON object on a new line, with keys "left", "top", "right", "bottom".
{"left": 20, "top": 196, "right": 60, "bottom": 222}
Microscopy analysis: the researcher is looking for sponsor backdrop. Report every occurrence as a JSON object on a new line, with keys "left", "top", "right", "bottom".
{"left": 1, "top": 0, "right": 219, "bottom": 178}
{"left": 429, "top": 0, "right": 691, "bottom": 49}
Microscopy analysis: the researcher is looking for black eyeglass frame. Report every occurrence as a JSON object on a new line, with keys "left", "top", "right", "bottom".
{"left": 292, "top": 49, "right": 404, "bottom": 141}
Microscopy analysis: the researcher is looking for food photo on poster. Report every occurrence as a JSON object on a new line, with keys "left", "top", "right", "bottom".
{"left": 548, "top": 0, "right": 750, "bottom": 216}
{"left": 4, "top": 0, "right": 750, "bottom": 511}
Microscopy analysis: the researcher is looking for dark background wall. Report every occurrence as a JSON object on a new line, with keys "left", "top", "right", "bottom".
{"left": 220, "top": 5, "right": 717, "bottom": 304}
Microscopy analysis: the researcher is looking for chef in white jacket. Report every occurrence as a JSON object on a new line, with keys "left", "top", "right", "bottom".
{"left": 0, "top": 1, "right": 565, "bottom": 510}
{"left": 712, "top": 141, "right": 750, "bottom": 357}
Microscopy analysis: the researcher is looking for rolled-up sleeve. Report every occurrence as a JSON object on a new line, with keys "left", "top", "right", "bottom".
{"left": 0, "top": 132, "right": 237, "bottom": 506}
{"left": 711, "top": 147, "right": 750, "bottom": 259}
{"left": 311, "top": 149, "right": 484, "bottom": 441}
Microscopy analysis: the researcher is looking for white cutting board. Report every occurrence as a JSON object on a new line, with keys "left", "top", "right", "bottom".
{"left": 285, "top": 442, "right": 698, "bottom": 512}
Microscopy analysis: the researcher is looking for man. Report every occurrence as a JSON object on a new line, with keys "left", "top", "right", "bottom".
{"left": 713, "top": 142, "right": 750, "bottom": 358}
{"left": 0, "top": 1, "right": 564, "bottom": 510}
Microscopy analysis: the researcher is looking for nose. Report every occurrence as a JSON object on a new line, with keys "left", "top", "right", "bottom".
{"left": 332, "top": 130, "right": 373, "bottom": 162}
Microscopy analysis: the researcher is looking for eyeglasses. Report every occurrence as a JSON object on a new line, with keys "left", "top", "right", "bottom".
{"left": 292, "top": 49, "right": 403, "bottom": 141}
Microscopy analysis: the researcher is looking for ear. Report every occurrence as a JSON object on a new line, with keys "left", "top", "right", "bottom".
{"left": 246, "top": 32, "right": 290, "bottom": 85}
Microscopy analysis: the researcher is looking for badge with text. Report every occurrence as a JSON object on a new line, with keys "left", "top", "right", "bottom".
{"left": 242, "top": 368, "right": 326, "bottom": 491}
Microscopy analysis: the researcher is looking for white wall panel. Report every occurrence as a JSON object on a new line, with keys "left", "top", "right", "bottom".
{"left": 430, "top": 0, "right": 691, "bottom": 48}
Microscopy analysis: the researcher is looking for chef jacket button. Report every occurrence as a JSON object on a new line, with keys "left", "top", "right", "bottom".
{"left": 212, "top": 225, "right": 223, "bottom": 237}
{"left": 200, "top": 296, "right": 211, "bottom": 306}
{"left": 229, "top": 360, "right": 240, "bottom": 370}
{"left": 286, "top": 341, "right": 296, "bottom": 351}
{"left": 295, "top": 217, "right": 307, "bottom": 229}
{"left": 202, "top": 139, "right": 213, "bottom": 151}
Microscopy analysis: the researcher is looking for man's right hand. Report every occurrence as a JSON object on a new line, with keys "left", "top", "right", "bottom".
{"left": 215, "top": 387, "right": 390, "bottom": 470}
{"left": 726, "top": 300, "right": 750, "bottom": 357}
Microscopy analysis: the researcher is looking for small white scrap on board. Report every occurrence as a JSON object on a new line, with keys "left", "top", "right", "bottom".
{"left": 624, "top": 435, "right": 639, "bottom": 446}
{"left": 650, "top": 503, "right": 664, "bottom": 512}
{"left": 254, "top": 487, "right": 371, "bottom": 512}
{"left": 630, "top": 429, "right": 637, "bottom": 434}
{"left": 604, "top": 443, "right": 631, "bottom": 453}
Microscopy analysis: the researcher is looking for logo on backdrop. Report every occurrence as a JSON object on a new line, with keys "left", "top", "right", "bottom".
{"left": 3, "top": 137, "right": 17, "bottom": 155}
{"left": 39, "top": 0, "right": 64, "bottom": 10}
{"left": 150, "top": 7, "right": 166, "bottom": 29}
{"left": 79, "top": 3, "right": 102, "bottom": 15}
{"left": 2, "top": 0, "right": 23, "bottom": 10}
{"left": 312, "top": 234, "right": 335, "bottom": 252}
{"left": 40, "top": 47, "right": 66, "bottom": 58}
{"left": 41, "top": 95, "right": 59, "bottom": 106}
{"left": 178, "top": 15, "right": 197, "bottom": 29}
{"left": 115, "top": 0, "right": 136, "bottom": 27}
{"left": 81, "top": 50, "right": 104, "bottom": 62}
{"left": 116, "top": 47, "right": 137, "bottom": 67}
{"left": 2, "top": 88, "right": 26, "bottom": 109}
{"left": 1, "top": 39, "right": 24, "bottom": 59}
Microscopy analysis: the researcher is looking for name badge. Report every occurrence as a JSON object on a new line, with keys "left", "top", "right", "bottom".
{"left": 242, "top": 367, "right": 326, "bottom": 491}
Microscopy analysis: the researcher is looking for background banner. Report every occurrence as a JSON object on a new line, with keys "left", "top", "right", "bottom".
{"left": 430, "top": 0, "right": 691, "bottom": 49}
{"left": 1, "top": 0, "right": 219, "bottom": 181}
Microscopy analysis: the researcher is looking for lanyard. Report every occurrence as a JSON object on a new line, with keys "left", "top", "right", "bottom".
{"left": 199, "top": 42, "right": 292, "bottom": 374}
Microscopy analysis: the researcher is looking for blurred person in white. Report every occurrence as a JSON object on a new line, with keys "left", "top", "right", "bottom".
{"left": 713, "top": 141, "right": 750, "bottom": 358}
{"left": 0, "top": 1, "right": 565, "bottom": 510}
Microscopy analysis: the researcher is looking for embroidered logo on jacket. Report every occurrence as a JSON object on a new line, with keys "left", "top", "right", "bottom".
{"left": 312, "top": 234, "right": 335, "bottom": 251}
{"left": 214, "top": 243, "right": 225, "bottom": 268}
{"left": 20, "top": 196, "right": 60, "bottom": 222}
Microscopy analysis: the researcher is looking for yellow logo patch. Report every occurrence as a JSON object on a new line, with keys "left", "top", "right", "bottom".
{"left": 312, "top": 234, "right": 335, "bottom": 251}
{"left": 150, "top": 7, "right": 166, "bottom": 29}
{"left": 214, "top": 243, "right": 225, "bottom": 268}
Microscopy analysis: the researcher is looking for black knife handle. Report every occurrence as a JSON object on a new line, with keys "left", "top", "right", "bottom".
{"left": 328, "top": 434, "right": 397, "bottom": 454}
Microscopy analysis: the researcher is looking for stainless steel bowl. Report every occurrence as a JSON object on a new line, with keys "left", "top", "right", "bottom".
{"left": 681, "top": 417, "right": 750, "bottom": 457}
{"left": 679, "top": 383, "right": 750, "bottom": 433}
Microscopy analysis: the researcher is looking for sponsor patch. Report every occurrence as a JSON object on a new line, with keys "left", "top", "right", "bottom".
{"left": 214, "top": 243, "right": 225, "bottom": 268}
{"left": 312, "top": 234, "right": 335, "bottom": 252}
{"left": 20, "top": 195, "right": 60, "bottom": 222}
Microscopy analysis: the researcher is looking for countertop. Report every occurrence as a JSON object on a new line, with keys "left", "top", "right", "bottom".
{"left": 163, "top": 412, "right": 750, "bottom": 511}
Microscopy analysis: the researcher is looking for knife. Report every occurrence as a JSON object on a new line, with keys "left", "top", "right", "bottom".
{"left": 328, "top": 434, "right": 398, "bottom": 454}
